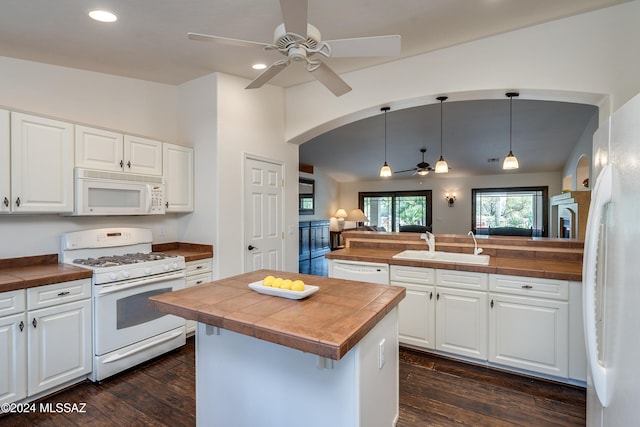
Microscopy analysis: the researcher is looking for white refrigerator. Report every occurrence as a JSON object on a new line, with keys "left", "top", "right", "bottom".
{"left": 584, "top": 92, "right": 640, "bottom": 426}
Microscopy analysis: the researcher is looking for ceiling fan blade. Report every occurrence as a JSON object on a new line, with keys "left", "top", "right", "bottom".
{"left": 310, "top": 62, "right": 351, "bottom": 96}
{"left": 279, "top": 0, "right": 308, "bottom": 37}
{"left": 395, "top": 168, "right": 417, "bottom": 174}
{"left": 245, "top": 61, "right": 289, "bottom": 89}
{"left": 188, "top": 32, "right": 270, "bottom": 49}
{"left": 325, "top": 35, "right": 401, "bottom": 57}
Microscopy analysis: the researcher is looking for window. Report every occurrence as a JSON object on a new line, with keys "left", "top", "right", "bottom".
{"left": 472, "top": 186, "right": 548, "bottom": 237}
{"left": 359, "top": 191, "right": 432, "bottom": 232}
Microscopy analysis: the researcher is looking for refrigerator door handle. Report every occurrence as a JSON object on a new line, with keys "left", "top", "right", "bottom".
{"left": 583, "top": 163, "right": 613, "bottom": 408}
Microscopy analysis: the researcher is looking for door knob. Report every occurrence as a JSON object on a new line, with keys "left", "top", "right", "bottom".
{"left": 247, "top": 245, "right": 257, "bottom": 251}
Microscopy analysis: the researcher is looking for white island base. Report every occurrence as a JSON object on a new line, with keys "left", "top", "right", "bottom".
{"left": 195, "top": 307, "right": 399, "bottom": 427}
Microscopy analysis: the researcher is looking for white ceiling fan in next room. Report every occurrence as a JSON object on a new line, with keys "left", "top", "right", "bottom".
{"left": 187, "top": 0, "right": 401, "bottom": 96}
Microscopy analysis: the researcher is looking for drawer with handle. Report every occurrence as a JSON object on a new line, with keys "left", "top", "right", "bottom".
{"left": 489, "top": 274, "right": 568, "bottom": 300}
{"left": 27, "top": 279, "right": 92, "bottom": 310}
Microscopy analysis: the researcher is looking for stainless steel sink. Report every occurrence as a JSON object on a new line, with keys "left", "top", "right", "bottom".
{"left": 392, "top": 250, "right": 490, "bottom": 265}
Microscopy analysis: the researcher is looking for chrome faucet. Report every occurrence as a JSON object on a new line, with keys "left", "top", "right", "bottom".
{"left": 420, "top": 231, "right": 435, "bottom": 252}
{"left": 468, "top": 231, "right": 483, "bottom": 255}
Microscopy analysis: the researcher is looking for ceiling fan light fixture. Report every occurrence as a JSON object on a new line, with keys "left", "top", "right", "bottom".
{"left": 417, "top": 168, "right": 430, "bottom": 176}
{"left": 252, "top": 63, "right": 267, "bottom": 70}
{"left": 503, "top": 92, "right": 520, "bottom": 170}
{"left": 379, "top": 107, "right": 392, "bottom": 178}
{"left": 435, "top": 96, "right": 449, "bottom": 174}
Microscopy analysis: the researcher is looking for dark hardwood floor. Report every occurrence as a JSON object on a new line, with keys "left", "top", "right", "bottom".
{"left": 1, "top": 338, "right": 585, "bottom": 426}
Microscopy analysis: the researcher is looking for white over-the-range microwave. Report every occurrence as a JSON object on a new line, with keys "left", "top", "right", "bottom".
{"left": 71, "top": 168, "right": 165, "bottom": 216}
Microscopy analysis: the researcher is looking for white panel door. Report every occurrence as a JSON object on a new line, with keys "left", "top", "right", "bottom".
{"left": 489, "top": 293, "right": 568, "bottom": 377}
{"left": 244, "top": 156, "right": 283, "bottom": 272}
{"left": 75, "top": 125, "right": 124, "bottom": 171}
{"left": 163, "top": 143, "right": 194, "bottom": 212}
{"left": 0, "top": 312, "right": 27, "bottom": 404}
{"left": 28, "top": 299, "right": 92, "bottom": 396}
{"left": 10, "top": 112, "right": 74, "bottom": 213}
{"left": 435, "top": 287, "right": 488, "bottom": 360}
{"left": 0, "top": 109, "right": 10, "bottom": 213}
{"left": 124, "top": 135, "right": 163, "bottom": 175}
{"left": 397, "top": 283, "right": 435, "bottom": 349}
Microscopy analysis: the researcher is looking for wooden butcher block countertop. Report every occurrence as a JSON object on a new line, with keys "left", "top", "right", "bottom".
{"left": 149, "top": 269, "right": 405, "bottom": 360}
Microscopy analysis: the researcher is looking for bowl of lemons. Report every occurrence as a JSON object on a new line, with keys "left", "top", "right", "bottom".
{"left": 248, "top": 275, "right": 319, "bottom": 300}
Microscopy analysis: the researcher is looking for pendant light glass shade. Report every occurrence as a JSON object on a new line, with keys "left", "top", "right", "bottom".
{"left": 435, "top": 96, "right": 449, "bottom": 173}
{"left": 503, "top": 92, "right": 520, "bottom": 170}
{"left": 379, "top": 107, "right": 392, "bottom": 177}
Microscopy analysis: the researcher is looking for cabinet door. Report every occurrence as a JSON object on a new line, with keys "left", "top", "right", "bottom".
{"left": 0, "top": 313, "right": 27, "bottom": 404}
{"left": 436, "top": 287, "right": 488, "bottom": 360}
{"left": 124, "top": 135, "right": 163, "bottom": 175}
{"left": 75, "top": 125, "right": 124, "bottom": 171}
{"left": 163, "top": 143, "right": 194, "bottom": 212}
{"left": 28, "top": 299, "right": 91, "bottom": 396}
{"left": 0, "top": 109, "right": 9, "bottom": 213}
{"left": 489, "top": 293, "right": 568, "bottom": 377}
{"left": 397, "top": 283, "right": 435, "bottom": 349}
{"left": 299, "top": 223, "right": 310, "bottom": 259}
{"left": 10, "top": 112, "right": 74, "bottom": 213}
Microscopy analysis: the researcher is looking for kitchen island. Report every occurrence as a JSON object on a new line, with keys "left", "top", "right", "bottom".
{"left": 148, "top": 269, "right": 405, "bottom": 427}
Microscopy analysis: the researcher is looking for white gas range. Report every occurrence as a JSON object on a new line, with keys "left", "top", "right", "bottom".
{"left": 60, "top": 227, "right": 186, "bottom": 382}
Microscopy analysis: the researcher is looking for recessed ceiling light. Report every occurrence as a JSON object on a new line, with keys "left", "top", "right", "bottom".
{"left": 88, "top": 10, "right": 118, "bottom": 23}
{"left": 252, "top": 63, "right": 267, "bottom": 70}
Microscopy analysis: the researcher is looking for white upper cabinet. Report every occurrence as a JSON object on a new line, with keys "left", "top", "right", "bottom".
{"left": 10, "top": 112, "right": 74, "bottom": 213}
{"left": 124, "top": 135, "right": 163, "bottom": 176}
{"left": 0, "top": 109, "right": 10, "bottom": 213}
{"left": 75, "top": 125, "right": 124, "bottom": 172}
{"left": 75, "top": 126, "right": 163, "bottom": 176}
{"left": 163, "top": 143, "right": 194, "bottom": 212}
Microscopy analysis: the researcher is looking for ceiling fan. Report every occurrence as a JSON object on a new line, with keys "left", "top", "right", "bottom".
{"left": 187, "top": 0, "right": 401, "bottom": 96}
{"left": 396, "top": 148, "right": 435, "bottom": 176}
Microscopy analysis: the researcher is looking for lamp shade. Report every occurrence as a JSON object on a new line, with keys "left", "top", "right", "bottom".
{"left": 434, "top": 156, "right": 449, "bottom": 173}
{"left": 379, "top": 162, "right": 392, "bottom": 177}
{"left": 345, "top": 209, "right": 369, "bottom": 222}
{"left": 503, "top": 151, "right": 519, "bottom": 170}
{"left": 335, "top": 208, "right": 347, "bottom": 219}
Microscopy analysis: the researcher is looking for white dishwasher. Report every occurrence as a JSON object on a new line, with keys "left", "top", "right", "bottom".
{"left": 328, "top": 260, "right": 390, "bottom": 285}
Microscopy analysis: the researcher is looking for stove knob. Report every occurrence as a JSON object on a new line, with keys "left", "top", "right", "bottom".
{"left": 144, "top": 268, "right": 152, "bottom": 275}
{"left": 163, "top": 264, "right": 170, "bottom": 271}
{"left": 123, "top": 271, "right": 130, "bottom": 278}
{"left": 109, "top": 273, "right": 118, "bottom": 281}
{"left": 172, "top": 262, "right": 178, "bottom": 270}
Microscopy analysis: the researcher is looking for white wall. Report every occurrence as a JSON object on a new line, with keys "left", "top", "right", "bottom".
{"left": 339, "top": 172, "right": 562, "bottom": 235}
{"left": 563, "top": 111, "right": 600, "bottom": 191}
{"left": 284, "top": 1, "right": 640, "bottom": 145}
{"left": 215, "top": 74, "right": 297, "bottom": 278}
{"left": 0, "top": 57, "right": 183, "bottom": 259}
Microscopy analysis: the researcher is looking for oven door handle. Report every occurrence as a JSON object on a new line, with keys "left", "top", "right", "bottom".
{"left": 96, "top": 272, "right": 184, "bottom": 296}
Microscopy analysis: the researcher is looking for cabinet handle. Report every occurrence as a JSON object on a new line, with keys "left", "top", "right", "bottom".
{"left": 521, "top": 285, "right": 533, "bottom": 289}
{"left": 247, "top": 245, "right": 257, "bottom": 251}
{"left": 57, "top": 291, "right": 71, "bottom": 297}
{"left": 127, "top": 161, "right": 131, "bottom": 168}
{"left": 165, "top": 201, "right": 169, "bottom": 208}
{"left": 32, "top": 318, "right": 37, "bottom": 328}
{"left": 120, "top": 160, "right": 124, "bottom": 168}
{"left": 15, "top": 197, "right": 20, "bottom": 207}
{"left": 429, "top": 292, "right": 433, "bottom": 300}
{"left": 3, "top": 197, "right": 7, "bottom": 207}
{"left": 436, "top": 293, "right": 440, "bottom": 301}
{"left": 196, "top": 280, "right": 203, "bottom": 285}
{"left": 19, "top": 321, "right": 24, "bottom": 332}
{"left": 196, "top": 265, "right": 203, "bottom": 269}
{"left": 490, "top": 299, "right": 494, "bottom": 308}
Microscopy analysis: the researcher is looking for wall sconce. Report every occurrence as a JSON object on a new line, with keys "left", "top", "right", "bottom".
{"left": 445, "top": 193, "right": 456, "bottom": 207}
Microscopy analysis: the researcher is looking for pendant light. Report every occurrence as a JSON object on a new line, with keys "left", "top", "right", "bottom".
{"left": 379, "top": 106, "right": 392, "bottom": 177}
{"left": 503, "top": 92, "right": 520, "bottom": 170}
{"left": 434, "top": 96, "right": 449, "bottom": 174}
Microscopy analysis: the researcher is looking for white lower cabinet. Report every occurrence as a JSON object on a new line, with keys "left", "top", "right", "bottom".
{"left": 435, "top": 270, "right": 488, "bottom": 360}
{"left": 0, "top": 290, "right": 27, "bottom": 405}
{"left": 489, "top": 274, "right": 569, "bottom": 378}
{"left": 185, "top": 258, "right": 212, "bottom": 336}
{"left": 389, "top": 264, "right": 581, "bottom": 383}
{"left": 391, "top": 265, "right": 435, "bottom": 349}
{"left": 0, "top": 279, "right": 92, "bottom": 407}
